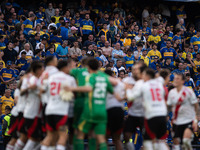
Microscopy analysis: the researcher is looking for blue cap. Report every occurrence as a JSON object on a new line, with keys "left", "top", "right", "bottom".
{"left": 142, "top": 49, "right": 147, "bottom": 52}
{"left": 7, "top": 61, "right": 12, "bottom": 65}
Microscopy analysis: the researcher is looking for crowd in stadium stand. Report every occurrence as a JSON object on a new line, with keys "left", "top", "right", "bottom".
{"left": 0, "top": 0, "right": 200, "bottom": 149}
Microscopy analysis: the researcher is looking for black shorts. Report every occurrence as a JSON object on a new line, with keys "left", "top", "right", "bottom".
{"left": 173, "top": 122, "right": 193, "bottom": 141}
{"left": 46, "top": 115, "right": 68, "bottom": 131}
{"left": 8, "top": 115, "right": 18, "bottom": 139}
{"left": 124, "top": 116, "right": 144, "bottom": 133}
{"left": 18, "top": 112, "right": 26, "bottom": 134}
{"left": 107, "top": 107, "right": 124, "bottom": 135}
{"left": 25, "top": 117, "right": 42, "bottom": 139}
{"left": 144, "top": 116, "right": 167, "bottom": 140}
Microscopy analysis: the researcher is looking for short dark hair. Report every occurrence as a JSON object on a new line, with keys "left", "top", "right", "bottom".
{"left": 87, "top": 58, "right": 99, "bottom": 71}
{"left": 105, "top": 69, "right": 113, "bottom": 76}
{"left": 31, "top": 61, "right": 43, "bottom": 73}
{"left": 57, "top": 60, "right": 69, "bottom": 70}
{"left": 45, "top": 56, "right": 55, "bottom": 66}
{"left": 144, "top": 68, "right": 155, "bottom": 79}
{"left": 137, "top": 62, "right": 147, "bottom": 73}
{"left": 159, "top": 69, "right": 170, "bottom": 80}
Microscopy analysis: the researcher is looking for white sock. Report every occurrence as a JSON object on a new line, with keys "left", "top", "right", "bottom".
{"left": 153, "top": 142, "right": 158, "bottom": 150}
{"left": 6, "top": 144, "right": 14, "bottom": 150}
{"left": 124, "top": 142, "right": 135, "bottom": 150}
{"left": 48, "top": 146, "right": 56, "bottom": 150}
{"left": 41, "top": 145, "right": 48, "bottom": 150}
{"left": 143, "top": 141, "right": 153, "bottom": 150}
{"left": 183, "top": 138, "right": 192, "bottom": 150}
{"left": 14, "top": 139, "right": 25, "bottom": 150}
{"left": 23, "top": 139, "right": 37, "bottom": 150}
{"left": 172, "top": 145, "right": 180, "bottom": 150}
{"left": 158, "top": 142, "right": 169, "bottom": 150}
{"left": 56, "top": 145, "right": 65, "bottom": 150}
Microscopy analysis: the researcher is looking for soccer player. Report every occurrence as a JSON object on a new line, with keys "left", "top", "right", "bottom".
{"left": 167, "top": 73, "right": 199, "bottom": 150}
{"left": 105, "top": 69, "right": 125, "bottom": 150}
{"left": 14, "top": 69, "right": 32, "bottom": 150}
{"left": 126, "top": 68, "right": 169, "bottom": 150}
{"left": 41, "top": 60, "right": 77, "bottom": 150}
{"left": 22, "top": 61, "right": 44, "bottom": 150}
{"left": 66, "top": 58, "right": 113, "bottom": 150}
{"left": 123, "top": 62, "right": 147, "bottom": 150}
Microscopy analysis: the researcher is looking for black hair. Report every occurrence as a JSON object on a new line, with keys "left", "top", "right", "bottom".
{"left": 21, "top": 51, "right": 27, "bottom": 55}
{"left": 51, "top": 17, "right": 56, "bottom": 23}
{"left": 105, "top": 69, "right": 113, "bottom": 76}
{"left": 137, "top": 62, "right": 147, "bottom": 73}
{"left": 0, "top": 35, "right": 4, "bottom": 40}
{"left": 159, "top": 69, "right": 170, "bottom": 80}
{"left": 144, "top": 68, "right": 155, "bottom": 79}
{"left": 57, "top": 59, "right": 69, "bottom": 70}
{"left": 186, "top": 73, "right": 191, "bottom": 77}
{"left": 87, "top": 58, "right": 99, "bottom": 71}
{"left": 31, "top": 61, "right": 43, "bottom": 73}
{"left": 45, "top": 56, "right": 56, "bottom": 66}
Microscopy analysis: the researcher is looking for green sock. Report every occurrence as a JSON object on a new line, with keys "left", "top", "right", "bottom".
{"left": 75, "top": 139, "right": 84, "bottom": 150}
{"left": 73, "top": 135, "right": 77, "bottom": 150}
{"left": 99, "top": 143, "right": 107, "bottom": 150}
{"left": 88, "top": 138, "right": 96, "bottom": 150}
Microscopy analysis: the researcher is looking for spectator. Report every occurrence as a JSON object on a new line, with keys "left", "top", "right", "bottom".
{"left": 29, "top": 33, "right": 40, "bottom": 51}
{"left": 190, "top": 30, "right": 200, "bottom": 50}
{"left": 83, "top": 34, "right": 96, "bottom": 47}
{"left": 86, "top": 44, "right": 95, "bottom": 57}
{"left": 184, "top": 73, "right": 195, "bottom": 89}
{"left": 0, "top": 36, "right": 6, "bottom": 51}
{"left": 45, "top": 44, "right": 58, "bottom": 58}
{"left": 15, "top": 51, "right": 27, "bottom": 70}
{"left": 98, "top": 23, "right": 111, "bottom": 42}
{"left": 124, "top": 49, "right": 135, "bottom": 69}
{"left": 52, "top": 9, "right": 61, "bottom": 24}
{"left": 3, "top": 42, "right": 17, "bottom": 63}
{"left": 80, "top": 14, "right": 95, "bottom": 42}
{"left": 147, "top": 28, "right": 161, "bottom": 45}
{"left": 138, "top": 49, "right": 151, "bottom": 66}
{"left": 120, "top": 31, "right": 131, "bottom": 47}
{"left": 69, "top": 41, "right": 81, "bottom": 59}
{"left": 19, "top": 43, "right": 33, "bottom": 59}
{"left": 0, "top": 89, "right": 14, "bottom": 115}
{"left": 112, "top": 43, "right": 124, "bottom": 64}
{"left": 36, "top": 37, "right": 48, "bottom": 52}
{"left": 56, "top": 40, "right": 69, "bottom": 59}
{"left": 147, "top": 42, "right": 162, "bottom": 62}
{"left": 97, "top": 35, "right": 106, "bottom": 47}
{"left": 101, "top": 41, "right": 113, "bottom": 58}
{"left": 21, "top": 13, "right": 35, "bottom": 35}
{"left": 115, "top": 59, "right": 125, "bottom": 74}
{"left": 160, "top": 40, "right": 177, "bottom": 61}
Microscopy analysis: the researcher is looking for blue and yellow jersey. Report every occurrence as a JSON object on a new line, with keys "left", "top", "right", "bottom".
{"left": 195, "top": 89, "right": 200, "bottom": 97}
{"left": 168, "top": 32, "right": 173, "bottom": 40}
{"left": 147, "top": 35, "right": 161, "bottom": 44}
{"left": 98, "top": 29, "right": 111, "bottom": 41}
{"left": 6, "top": 23, "right": 15, "bottom": 30}
{"left": 128, "top": 31, "right": 136, "bottom": 40}
{"left": 114, "top": 19, "right": 121, "bottom": 27}
{"left": 173, "top": 34, "right": 182, "bottom": 48}
{"left": 193, "top": 59, "right": 200, "bottom": 72}
{"left": 194, "top": 73, "right": 200, "bottom": 82}
{"left": 0, "top": 68, "right": 15, "bottom": 83}
{"left": 0, "top": 96, "right": 14, "bottom": 115}
{"left": 147, "top": 50, "right": 162, "bottom": 63}
{"left": 35, "top": 11, "right": 46, "bottom": 19}
{"left": 0, "top": 29, "right": 6, "bottom": 38}
{"left": 51, "top": 16, "right": 60, "bottom": 24}
{"left": 190, "top": 35, "right": 200, "bottom": 49}
{"left": 0, "top": 60, "right": 5, "bottom": 68}
{"left": 75, "top": 18, "right": 83, "bottom": 29}
{"left": 176, "top": 8, "right": 186, "bottom": 18}
{"left": 31, "top": 31, "right": 46, "bottom": 37}
{"left": 124, "top": 55, "right": 135, "bottom": 68}
{"left": 0, "top": 42, "right": 6, "bottom": 51}
{"left": 184, "top": 80, "right": 194, "bottom": 89}
{"left": 138, "top": 55, "right": 151, "bottom": 66}
{"left": 23, "top": 18, "right": 33, "bottom": 34}
{"left": 182, "top": 52, "right": 193, "bottom": 59}
{"left": 80, "top": 19, "right": 95, "bottom": 35}
{"left": 160, "top": 47, "right": 177, "bottom": 61}
{"left": 16, "top": 58, "right": 27, "bottom": 68}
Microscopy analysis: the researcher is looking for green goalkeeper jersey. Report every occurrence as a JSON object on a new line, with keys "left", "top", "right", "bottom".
{"left": 70, "top": 68, "right": 89, "bottom": 99}
{"left": 82, "top": 71, "right": 113, "bottom": 123}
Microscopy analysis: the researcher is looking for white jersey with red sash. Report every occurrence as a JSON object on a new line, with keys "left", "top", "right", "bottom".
{"left": 167, "top": 86, "right": 197, "bottom": 125}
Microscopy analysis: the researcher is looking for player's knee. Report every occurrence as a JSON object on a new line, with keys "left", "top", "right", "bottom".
{"left": 183, "top": 138, "right": 192, "bottom": 148}
{"left": 173, "top": 138, "right": 180, "bottom": 145}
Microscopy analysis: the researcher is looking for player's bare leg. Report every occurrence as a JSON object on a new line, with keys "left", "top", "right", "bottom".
{"left": 172, "top": 138, "right": 180, "bottom": 150}
{"left": 6, "top": 138, "right": 17, "bottom": 150}
{"left": 41, "top": 130, "right": 58, "bottom": 150}
{"left": 112, "top": 133, "right": 123, "bottom": 150}
{"left": 96, "top": 134, "right": 107, "bottom": 150}
{"left": 182, "top": 128, "right": 193, "bottom": 150}
{"left": 124, "top": 132, "right": 135, "bottom": 150}
{"left": 56, "top": 125, "right": 68, "bottom": 150}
